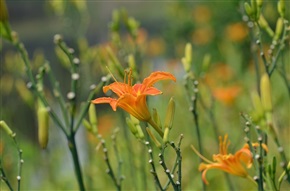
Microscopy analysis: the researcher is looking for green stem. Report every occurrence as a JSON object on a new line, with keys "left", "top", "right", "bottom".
{"left": 68, "top": 133, "right": 86, "bottom": 191}
{"left": 148, "top": 118, "right": 163, "bottom": 138}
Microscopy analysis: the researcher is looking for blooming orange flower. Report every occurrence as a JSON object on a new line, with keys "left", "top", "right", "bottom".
{"left": 92, "top": 70, "right": 176, "bottom": 135}
{"left": 192, "top": 134, "right": 267, "bottom": 185}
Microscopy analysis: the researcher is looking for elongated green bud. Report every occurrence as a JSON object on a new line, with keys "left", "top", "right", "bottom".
{"left": 136, "top": 125, "right": 144, "bottom": 140}
{"left": 152, "top": 108, "right": 162, "bottom": 130}
{"left": 258, "top": 15, "right": 275, "bottom": 37}
{"left": 130, "top": 115, "right": 140, "bottom": 126}
{"left": 126, "top": 117, "right": 138, "bottom": 135}
{"left": 89, "top": 103, "right": 98, "bottom": 134}
{"left": 244, "top": 2, "right": 254, "bottom": 19}
{"left": 278, "top": 0, "right": 285, "bottom": 18}
{"left": 260, "top": 73, "right": 272, "bottom": 112}
{"left": 164, "top": 97, "right": 175, "bottom": 130}
{"left": 0, "top": 120, "right": 15, "bottom": 137}
{"left": 163, "top": 127, "right": 170, "bottom": 143}
{"left": 0, "top": 0, "right": 8, "bottom": 22}
{"left": 146, "top": 127, "right": 161, "bottom": 148}
{"left": 182, "top": 43, "right": 192, "bottom": 73}
{"left": 274, "top": 17, "right": 284, "bottom": 41}
{"left": 202, "top": 54, "right": 211, "bottom": 73}
{"left": 250, "top": 0, "right": 258, "bottom": 19}
{"left": 37, "top": 106, "right": 49, "bottom": 149}
{"left": 83, "top": 119, "right": 93, "bottom": 132}
{"left": 185, "top": 43, "right": 192, "bottom": 64}
{"left": 251, "top": 91, "right": 264, "bottom": 122}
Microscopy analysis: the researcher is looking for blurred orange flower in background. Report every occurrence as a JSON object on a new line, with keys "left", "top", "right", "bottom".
{"left": 203, "top": 64, "right": 242, "bottom": 105}
{"left": 212, "top": 86, "right": 242, "bottom": 105}
{"left": 226, "top": 22, "right": 249, "bottom": 42}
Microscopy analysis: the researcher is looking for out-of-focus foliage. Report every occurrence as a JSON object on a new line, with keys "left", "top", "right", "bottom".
{"left": 1, "top": 0, "right": 289, "bottom": 190}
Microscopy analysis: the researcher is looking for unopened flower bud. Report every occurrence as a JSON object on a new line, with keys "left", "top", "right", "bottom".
{"left": 136, "top": 125, "right": 144, "bottom": 140}
{"left": 0, "top": 120, "right": 15, "bottom": 137}
{"left": 182, "top": 43, "right": 192, "bottom": 72}
{"left": 88, "top": 103, "right": 98, "bottom": 134}
{"left": 244, "top": 2, "right": 254, "bottom": 19}
{"left": 274, "top": 17, "right": 284, "bottom": 41}
{"left": 260, "top": 73, "right": 272, "bottom": 112}
{"left": 258, "top": 15, "right": 274, "bottom": 37}
{"left": 163, "top": 127, "right": 170, "bottom": 143}
{"left": 278, "top": 0, "right": 285, "bottom": 18}
{"left": 0, "top": 0, "right": 9, "bottom": 22}
{"left": 37, "top": 105, "right": 50, "bottom": 149}
{"left": 164, "top": 97, "right": 175, "bottom": 130}
{"left": 152, "top": 108, "right": 162, "bottom": 130}
{"left": 82, "top": 119, "right": 93, "bottom": 132}
{"left": 126, "top": 117, "right": 138, "bottom": 135}
{"left": 251, "top": 91, "right": 264, "bottom": 122}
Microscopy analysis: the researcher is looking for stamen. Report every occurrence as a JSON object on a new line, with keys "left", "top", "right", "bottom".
{"left": 106, "top": 66, "right": 118, "bottom": 83}
{"left": 191, "top": 145, "right": 213, "bottom": 164}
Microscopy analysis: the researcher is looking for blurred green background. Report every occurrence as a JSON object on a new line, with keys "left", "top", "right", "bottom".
{"left": 1, "top": 1, "right": 289, "bottom": 190}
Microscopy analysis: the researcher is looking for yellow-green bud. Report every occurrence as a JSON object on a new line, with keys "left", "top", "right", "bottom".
{"left": 89, "top": 104, "right": 97, "bottom": 126}
{"left": 0, "top": 120, "right": 15, "bottom": 137}
{"left": 164, "top": 97, "right": 175, "bottom": 130}
{"left": 244, "top": 2, "right": 254, "bottom": 19}
{"left": 146, "top": 127, "right": 162, "bottom": 148}
{"left": 182, "top": 43, "right": 192, "bottom": 73}
{"left": 278, "top": 0, "right": 285, "bottom": 18}
{"left": 251, "top": 91, "right": 264, "bottom": 121}
{"left": 260, "top": 73, "right": 272, "bottom": 112}
{"left": 163, "top": 127, "right": 170, "bottom": 143}
{"left": 83, "top": 119, "right": 93, "bottom": 132}
{"left": 89, "top": 103, "right": 98, "bottom": 134}
{"left": 37, "top": 106, "right": 49, "bottom": 149}
{"left": 0, "top": 0, "right": 8, "bottom": 22}
{"left": 130, "top": 115, "right": 140, "bottom": 126}
{"left": 274, "top": 17, "right": 284, "bottom": 41}
{"left": 202, "top": 54, "right": 211, "bottom": 73}
{"left": 136, "top": 125, "right": 144, "bottom": 140}
{"left": 185, "top": 43, "right": 192, "bottom": 64}
{"left": 258, "top": 15, "right": 274, "bottom": 37}
{"left": 152, "top": 108, "right": 162, "bottom": 130}
{"left": 126, "top": 117, "right": 138, "bottom": 135}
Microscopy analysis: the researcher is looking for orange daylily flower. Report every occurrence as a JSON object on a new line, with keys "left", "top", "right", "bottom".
{"left": 92, "top": 70, "right": 176, "bottom": 135}
{"left": 192, "top": 134, "right": 268, "bottom": 185}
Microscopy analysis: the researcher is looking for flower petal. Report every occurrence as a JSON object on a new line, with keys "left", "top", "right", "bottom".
{"left": 103, "top": 82, "right": 132, "bottom": 97}
{"left": 92, "top": 97, "right": 118, "bottom": 111}
{"left": 142, "top": 71, "right": 176, "bottom": 88}
{"left": 133, "top": 84, "right": 162, "bottom": 95}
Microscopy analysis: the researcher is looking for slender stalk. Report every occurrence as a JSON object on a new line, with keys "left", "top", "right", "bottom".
{"left": 148, "top": 118, "right": 164, "bottom": 138}
{"left": 68, "top": 133, "right": 86, "bottom": 191}
{"left": 159, "top": 146, "right": 178, "bottom": 191}
{"left": 144, "top": 141, "right": 163, "bottom": 191}
{"left": 0, "top": 159, "right": 14, "bottom": 191}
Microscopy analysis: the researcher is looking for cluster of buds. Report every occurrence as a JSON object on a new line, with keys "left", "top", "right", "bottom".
{"left": 244, "top": 0, "right": 263, "bottom": 21}
{"left": 251, "top": 73, "right": 277, "bottom": 138}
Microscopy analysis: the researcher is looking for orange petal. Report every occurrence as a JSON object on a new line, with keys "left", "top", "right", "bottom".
{"left": 103, "top": 82, "right": 132, "bottom": 97}
{"left": 133, "top": 84, "right": 162, "bottom": 95}
{"left": 92, "top": 97, "right": 118, "bottom": 111}
{"left": 142, "top": 71, "right": 176, "bottom": 88}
